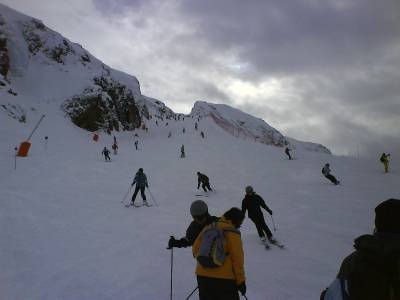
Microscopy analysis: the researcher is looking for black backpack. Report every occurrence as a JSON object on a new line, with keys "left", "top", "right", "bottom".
{"left": 347, "top": 251, "right": 400, "bottom": 300}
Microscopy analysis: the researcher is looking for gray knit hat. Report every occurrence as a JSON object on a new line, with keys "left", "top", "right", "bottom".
{"left": 190, "top": 200, "right": 208, "bottom": 217}
{"left": 245, "top": 186, "right": 254, "bottom": 194}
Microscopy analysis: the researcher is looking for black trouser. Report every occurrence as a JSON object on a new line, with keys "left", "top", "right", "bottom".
{"left": 286, "top": 152, "right": 292, "bottom": 160}
{"left": 201, "top": 182, "right": 212, "bottom": 192}
{"left": 324, "top": 174, "right": 338, "bottom": 184}
{"left": 131, "top": 186, "right": 146, "bottom": 203}
{"left": 197, "top": 276, "right": 239, "bottom": 300}
{"left": 104, "top": 154, "right": 111, "bottom": 161}
{"left": 250, "top": 216, "right": 273, "bottom": 239}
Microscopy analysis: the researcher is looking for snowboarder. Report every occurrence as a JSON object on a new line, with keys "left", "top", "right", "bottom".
{"left": 200, "top": 131, "right": 205, "bottom": 138}
{"left": 285, "top": 147, "right": 292, "bottom": 160}
{"left": 197, "top": 172, "right": 212, "bottom": 192}
{"left": 241, "top": 186, "right": 276, "bottom": 245}
{"left": 192, "top": 207, "right": 246, "bottom": 300}
{"left": 320, "top": 198, "right": 400, "bottom": 300}
{"left": 180, "top": 144, "right": 185, "bottom": 158}
{"left": 134, "top": 140, "right": 139, "bottom": 150}
{"left": 322, "top": 163, "right": 340, "bottom": 185}
{"left": 130, "top": 168, "right": 149, "bottom": 206}
{"left": 112, "top": 143, "right": 118, "bottom": 155}
{"left": 167, "top": 200, "right": 218, "bottom": 249}
{"left": 101, "top": 147, "right": 111, "bottom": 161}
{"left": 380, "top": 152, "right": 390, "bottom": 173}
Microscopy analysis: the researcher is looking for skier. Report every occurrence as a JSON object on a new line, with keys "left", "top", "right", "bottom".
{"left": 130, "top": 168, "right": 149, "bottom": 206}
{"left": 182, "top": 127, "right": 186, "bottom": 134}
{"left": 101, "top": 146, "right": 111, "bottom": 161}
{"left": 180, "top": 144, "right": 185, "bottom": 158}
{"left": 195, "top": 122, "right": 198, "bottom": 130}
{"left": 200, "top": 131, "right": 205, "bottom": 138}
{"left": 134, "top": 140, "right": 139, "bottom": 150}
{"left": 112, "top": 143, "right": 118, "bottom": 155}
{"left": 284, "top": 147, "right": 292, "bottom": 160}
{"left": 242, "top": 186, "right": 277, "bottom": 245}
{"left": 168, "top": 131, "right": 172, "bottom": 138}
{"left": 167, "top": 200, "right": 218, "bottom": 249}
{"left": 197, "top": 172, "right": 212, "bottom": 192}
{"left": 322, "top": 163, "right": 340, "bottom": 185}
{"left": 380, "top": 152, "right": 390, "bottom": 173}
{"left": 192, "top": 207, "right": 246, "bottom": 300}
{"left": 320, "top": 198, "right": 400, "bottom": 300}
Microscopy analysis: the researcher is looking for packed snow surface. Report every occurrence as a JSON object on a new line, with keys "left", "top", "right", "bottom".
{"left": 1, "top": 104, "right": 399, "bottom": 300}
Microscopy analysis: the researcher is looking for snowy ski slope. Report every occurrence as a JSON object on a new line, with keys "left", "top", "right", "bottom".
{"left": 1, "top": 104, "right": 399, "bottom": 300}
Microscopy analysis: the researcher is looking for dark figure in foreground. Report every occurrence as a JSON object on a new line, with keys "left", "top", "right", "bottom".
{"left": 285, "top": 147, "right": 292, "bottom": 160}
{"left": 167, "top": 200, "right": 218, "bottom": 249}
{"left": 322, "top": 163, "right": 340, "bottom": 185}
{"left": 320, "top": 198, "right": 400, "bottom": 300}
{"left": 242, "top": 186, "right": 275, "bottom": 244}
{"left": 101, "top": 147, "right": 111, "bottom": 161}
{"left": 193, "top": 207, "right": 246, "bottom": 300}
{"left": 130, "top": 168, "right": 149, "bottom": 206}
{"left": 197, "top": 172, "right": 212, "bottom": 192}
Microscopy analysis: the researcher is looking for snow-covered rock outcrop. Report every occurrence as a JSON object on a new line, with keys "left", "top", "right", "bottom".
{"left": 191, "top": 101, "right": 288, "bottom": 147}
{"left": 0, "top": 3, "right": 172, "bottom": 132}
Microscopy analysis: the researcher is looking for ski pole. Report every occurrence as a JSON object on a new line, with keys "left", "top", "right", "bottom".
{"left": 170, "top": 247, "right": 174, "bottom": 300}
{"left": 148, "top": 188, "right": 159, "bottom": 207}
{"left": 121, "top": 185, "right": 132, "bottom": 203}
{"left": 270, "top": 215, "right": 277, "bottom": 231}
{"left": 185, "top": 286, "right": 198, "bottom": 300}
{"left": 242, "top": 295, "right": 249, "bottom": 300}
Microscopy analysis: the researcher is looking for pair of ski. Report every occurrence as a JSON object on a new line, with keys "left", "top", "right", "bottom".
{"left": 262, "top": 239, "right": 285, "bottom": 250}
{"left": 124, "top": 203, "right": 153, "bottom": 208}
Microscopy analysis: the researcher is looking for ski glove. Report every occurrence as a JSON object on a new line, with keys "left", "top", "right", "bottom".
{"left": 237, "top": 282, "right": 246, "bottom": 295}
{"left": 167, "top": 236, "right": 188, "bottom": 249}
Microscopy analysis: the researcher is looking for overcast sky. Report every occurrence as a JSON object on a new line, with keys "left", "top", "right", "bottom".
{"left": 2, "top": 0, "right": 400, "bottom": 157}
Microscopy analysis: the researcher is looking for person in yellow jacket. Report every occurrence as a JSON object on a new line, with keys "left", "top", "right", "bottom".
{"left": 380, "top": 152, "right": 390, "bottom": 173}
{"left": 192, "top": 207, "right": 246, "bottom": 300}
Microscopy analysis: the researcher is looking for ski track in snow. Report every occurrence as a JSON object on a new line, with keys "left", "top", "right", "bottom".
{"left": 1, "top": 106, "right": 399, "bottom": 300}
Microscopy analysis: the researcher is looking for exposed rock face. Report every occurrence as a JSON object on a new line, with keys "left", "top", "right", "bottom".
{"left": 0, "top": 14, "right": 9, "bottom": 81}
{"left": 62, "top": 75, "right": 141, "bottom": 132}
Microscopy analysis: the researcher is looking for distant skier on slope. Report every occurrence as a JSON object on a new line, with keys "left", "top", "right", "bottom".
{"left": 130, "top": 168, "right": 149, "bottom": 206}
{"left": 284, "top": 147, "right": 292, "bottom": 160}
{"left": 112, "top": 143, "right": 118, "bottom": 155}
{"left": 167, "top": 200, "right": 218, "bottom": 249}
{"left": 134, "top": 140, "right": 139, "bottom": 150}
{"left": 322, "top": 163, "right": 340, "bottom": 185}
{"left": 200, "top": 131, "right": 205, "bottom": 138}
{"left": 101, "top": 146, "right": 111, "bottom": 161}
{"left": 241, "top": 186, "right": 277, "bottom": 245}
{"left": 197, "top": 172, "right": 212, "bottom": 192}
{"left": 180, "top": 144, "right": 185, "bottom": 158}
{"left": 380, "top": 152, "right": 390, "bottom": 173}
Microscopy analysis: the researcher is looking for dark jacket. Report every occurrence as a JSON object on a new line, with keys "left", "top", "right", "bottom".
{"left": 197, "top": 173, "right": 209, "bottom": 188}
{"left": 321, "top": 233, "right": 400, "bottom": 300}
{"left": 132, "top": 172, "right": 148, "bottom": 188}
{"left": 175, "top": 214, "right": 219, "bottom": 248}
{"left": 242, "top": 193, "right": 272, "bottom": 220}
